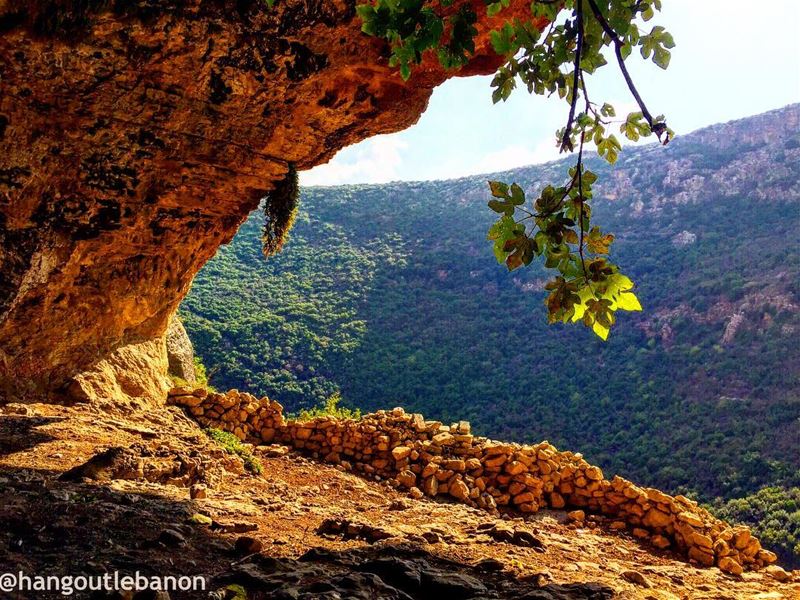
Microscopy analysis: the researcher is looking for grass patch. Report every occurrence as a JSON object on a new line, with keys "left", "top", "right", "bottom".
{"left": 223, "top": 584, "right": 248, "bottom": 600}
{"left": 204, "top": 428, "right": 262, "bottom": 475}
{"left": 170, "top": 355, "right": 217, "bottom": 392}
{"left": 192, "top": 356, "right": 215, "bottom": 390}
{"left": 291, "top": 393, "right": 361, "bottom": 422}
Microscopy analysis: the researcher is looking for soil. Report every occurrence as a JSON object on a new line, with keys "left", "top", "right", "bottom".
{"left": 0, "top": 401, "right": 796, "bottom": 599}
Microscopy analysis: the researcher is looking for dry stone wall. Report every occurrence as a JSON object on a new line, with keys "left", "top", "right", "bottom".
{"left": 168, "top": 386, "right": 778, "bottom": 576}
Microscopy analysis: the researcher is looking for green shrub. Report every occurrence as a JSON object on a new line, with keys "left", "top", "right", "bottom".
{"left": 193, "top": 356, "right": 214, "bottom": 390}
{"left": 204, "top": 428, "right": 262, "bottom": 475}
{"left": 291, "top": 393, "right": 361, "bottom": 422}
{"left": 707, "top": 486, "right": 800, "bottom": 568}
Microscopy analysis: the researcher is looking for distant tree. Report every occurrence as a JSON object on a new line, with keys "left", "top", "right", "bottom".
{"left": 357, "top": 0, "right": 674, "bottom": 338}
{"left": 709, "top": 487, "right": 800, "bottom": 568}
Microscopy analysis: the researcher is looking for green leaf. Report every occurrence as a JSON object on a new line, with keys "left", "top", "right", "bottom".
{"left": 616, "top": 291, "right": 643, "bottom": 311}
{"left": 510, "top": 183, "right": 526, "bottom": 204}
{"left": 563, "top": 229, "right": 579, "bottom": 245}
{"left": 586, "top": 227, "right": 614, "bottom": 254}
{"left": 600, "top": 103, "right": 616, "bottom": 118}
{"left": 606, "top": 273, "right": 635, "bottom": 293}
{"left": 592, "top": 320, "right": 610, "bottom": 340}
{"left": 488, "top": 180, "right": 510, "bottom": 198}
{"left": 490, "top": 22, "right": 516, "bottom": 55}
{"left": 582, "top": 169, "right": 598, "bottom": 185}
{"left": 597, "top": 134, "right": 622, "bottom": 164}
{"left": 488, "top": 199, "right": 509, "bottom": 213}
{"left": 189, "top": 513, "right": 213, "bottom": 526}
{"left": 356, "top": 4, "right": 376, "bottom": 34}
{"left": 653, "top": 46, "right": 671, "bottom": 69}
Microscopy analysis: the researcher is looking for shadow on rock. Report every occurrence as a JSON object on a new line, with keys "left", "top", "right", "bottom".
{"left": 0, "top": 415, "right": 61, "bottom": 456}
{"left": 215, "top": 545, "right": 614, "bottom": 600}
{"left": 0, "top": 464, "right": 613, "bottom": 600}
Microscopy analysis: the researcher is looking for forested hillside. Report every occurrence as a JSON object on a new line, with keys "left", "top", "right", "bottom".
{"left": 181, "top": 105, "right": 800, "bottom": 563}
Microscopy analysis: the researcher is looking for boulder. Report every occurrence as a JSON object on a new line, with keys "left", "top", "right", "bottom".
{"left": 392, "top": 446, "right": 413, "bottom": 461}
{"left": 397, "top": 470, "right": 417, "bottom": 489}
{"left": 642, "top": 508, "right": 672, "bottom": 529}
{"left": 449, "top": 479, "right": 470, "bottom": 501}
{"left": 763, "top": 565, "right": 791, "bottom": 583}
{"left": 717, "top": 556, "right": 743, "bottom": 576}
{"left": 567, "top": 510, "right": 585, "bottom": 523}
{"left": 166, "top": 314, "right": 197, "bottom": 384}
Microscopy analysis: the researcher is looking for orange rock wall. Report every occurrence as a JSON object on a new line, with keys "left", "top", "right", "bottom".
{"left": 0, "top": 0, "right": 528, "bottom": 403}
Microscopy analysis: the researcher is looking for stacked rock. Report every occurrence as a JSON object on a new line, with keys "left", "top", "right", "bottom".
{"left": 168, "top": 386, "right": 284, "bottom": 444}
{"left": 167, "top": 387, "right": 778, "bottom": 574}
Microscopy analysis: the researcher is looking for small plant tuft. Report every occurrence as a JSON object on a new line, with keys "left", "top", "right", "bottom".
{"left": 193, "top": 356, "right": 214, "bottom": 390}
{"left": 204, "top": 428, "right": 263, "bottom": 475}
{"left": 170, "top": 355, "right": 216, "bottom": 391}
{"left": 291, "top": 393, "right": 361, "bottom": 422}
{"left": 262, "top": 164, "right": 299, "bottom": 258}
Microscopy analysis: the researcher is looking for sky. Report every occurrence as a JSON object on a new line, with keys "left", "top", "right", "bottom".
{"left": 302, "top": 0, "right": 800, "bottom": 186}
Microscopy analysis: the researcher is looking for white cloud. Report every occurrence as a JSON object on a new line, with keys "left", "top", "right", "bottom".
{"left": 429, "top": 138, "right": 564, "bottom": 181}
{"left": 300, "top": 134, "right": 408, "bottom": 186}
{"left": 479, "top": 139, "right": 563, "bottom": 173}
{"left": 475, "top": 100, "right": 648, "bottom": 176}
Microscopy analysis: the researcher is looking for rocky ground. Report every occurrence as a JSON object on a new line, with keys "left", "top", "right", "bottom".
{"left": 0, "top": 401, "right": 796, "bottom": 599}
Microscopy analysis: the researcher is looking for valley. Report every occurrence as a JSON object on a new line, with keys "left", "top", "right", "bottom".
{"left": 182, "top": 105, "right": 800, "bottom": 566}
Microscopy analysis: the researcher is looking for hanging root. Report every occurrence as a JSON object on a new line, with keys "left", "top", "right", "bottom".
{"left": 262, "top": 163, "right": 299, "bottom": 258}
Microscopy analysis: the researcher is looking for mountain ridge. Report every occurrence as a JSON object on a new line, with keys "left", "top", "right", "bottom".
{"left": 304, "top": 103, "right": 799, "bottom": 189}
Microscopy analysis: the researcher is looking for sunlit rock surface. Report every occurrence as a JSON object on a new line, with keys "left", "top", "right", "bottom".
{"left": 0, "top": 0, "right": 532, "bottom": 403}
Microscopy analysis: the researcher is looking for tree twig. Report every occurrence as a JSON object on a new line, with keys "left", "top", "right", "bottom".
{"left": 560, "top": 0, "right": 584, "bottom": 153}
{"left": 576, "top": 131, "right": 590, "bottom": 283}
{"left": 585, "top": 0, "right": 669, "bottom": 143}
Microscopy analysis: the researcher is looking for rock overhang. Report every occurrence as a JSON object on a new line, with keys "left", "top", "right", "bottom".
{"left": 0, "top": 0, "right": 536, "bottom": 403}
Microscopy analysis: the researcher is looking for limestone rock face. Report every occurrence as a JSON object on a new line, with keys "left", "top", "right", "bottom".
{"left": 0, "top": 0, "right": 531, "bottom": 403}
{"left": 66, "top": 338, "right": 172, "bottom": 405}
{"left": 166, "top": 315, "right": 197, "bottom": 384}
